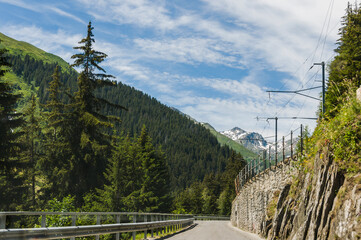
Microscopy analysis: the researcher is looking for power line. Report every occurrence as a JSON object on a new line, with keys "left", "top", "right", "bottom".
{"left": 267, "top": 86, "right": 322, "bottom": 101}
{"left": 320, "top": 0, "right": 335, "bottom": 61}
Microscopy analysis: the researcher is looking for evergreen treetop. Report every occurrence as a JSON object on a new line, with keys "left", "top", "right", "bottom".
{"left": 326, "top": 3, "right": 361, "bottom": 117}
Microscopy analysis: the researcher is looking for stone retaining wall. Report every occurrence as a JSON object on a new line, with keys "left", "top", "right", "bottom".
{"left": 231, "top": 159, "right": 298, "bottom": 235}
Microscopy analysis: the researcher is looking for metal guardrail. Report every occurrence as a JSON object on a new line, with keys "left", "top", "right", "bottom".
{"left": 235, "top": 124, "right": 305, "bottom": 194}
{"left": 194, "top": 215, "right": 230, "bottom": 221}
{"left": 0, "top": 211, "right": 194, "bottom": 240}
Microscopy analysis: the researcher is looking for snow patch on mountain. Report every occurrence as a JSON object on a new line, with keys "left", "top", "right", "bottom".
{"left": 221, "top": 127, "right": 268, "bottom": 152}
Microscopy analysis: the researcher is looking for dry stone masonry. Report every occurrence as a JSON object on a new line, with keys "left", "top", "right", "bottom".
{"left": 232, "top": 89, "right": 361, "bottom": 239}
{"left": 231, "top": 149, "right": 361, "bottom": 239}
{"left": 231, "top": 158, "right": 297, "bottom": 236}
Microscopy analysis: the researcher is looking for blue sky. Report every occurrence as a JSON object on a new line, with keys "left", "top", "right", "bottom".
{"left": 0, "top": 0, "right": 349, "bottom": 138}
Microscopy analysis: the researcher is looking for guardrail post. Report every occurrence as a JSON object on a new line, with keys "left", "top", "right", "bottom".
{"left": 177, "top": 215, "right": 179, "bottom": 231}
{"left": 144, "top": 215, "right": 147, "bottom": 240}
{"left": 250, "top": 160, "right": 253, "bottom": 178}
{"left": 151, "top": 215, "right": 154, "bottom": 238}
{"left": 256, "top": 157, "right": 258, "bottom": 175}
{"left": 116, "top": 215, "right": 120, "bottom": 240}
{"left": 291, "top": 130, "right": 293, "bottom": 159}
{"left": 300, "top": 124, "right": 304, "bottom": 155}
{"left": 275, "top": 117, "right": 278, "bottom": 165}
{"left": 170, "top": 215, "right": 173, "bottom": 232}
{"left": 96, "top": 215, "right": 101, "bottom": 240}
{"left": 246, "top": 164, "right": 248, "bottom": 182}
{"left": 166, "top": 215, "right": 169, "bottom": 233}
{"left": 263, "top": 150, "right": 266, "bottom": 171}
{"left": 156, "top": 215, "right": 159, "bottom": 236}
{"left": 133, "top": 214, "right": 137, "bottom": 240}
{"left": 162, "top": 215, "right": 165, "bottom": 234}
{"left": 0, "top": 215, "right": 5, "bottom": 229}
{"left": 173, "top": 215, "right": 175, "bottom": 232}
{"left": 71, "top": 215, "right": 76, "bottom": 240}
{"left": 41, "top": 214, "right": 46, "bottom": 228}
{"left": 255, "top": 159, "right": 257, "bottom": 176}
{"left": 269, "top": 145, "right": 271, "bottom": 168}
{"left": 283, "top": 136, "right": 285, "bottom": 162}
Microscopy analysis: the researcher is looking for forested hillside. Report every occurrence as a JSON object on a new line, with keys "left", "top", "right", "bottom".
{"left": 201, "top": 123, "right": 257, "bottom": 160}
{"left": 0, "top": 24, "right": 244, "bottom": 215}
{"left": 1, "top": 32, "right": 233, "bottom": 190}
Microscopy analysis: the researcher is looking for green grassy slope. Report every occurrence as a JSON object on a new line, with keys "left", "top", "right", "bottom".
{"left": 0, "top": 32, "right": 75, "bottom": 110}
{"left": 202, "top": 123, "right": 257, "bottom": 160}
{"left": 0, "top": 32, "right": 70, "bottom": 71}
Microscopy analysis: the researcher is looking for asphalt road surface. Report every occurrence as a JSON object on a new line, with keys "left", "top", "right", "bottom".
{"left": 157, "top": 221, "right": 264, "bottom": 240}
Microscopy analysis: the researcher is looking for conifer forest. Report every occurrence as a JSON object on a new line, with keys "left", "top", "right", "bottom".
{"left": 0, "top": 22, "right": 245, "bottom": 216}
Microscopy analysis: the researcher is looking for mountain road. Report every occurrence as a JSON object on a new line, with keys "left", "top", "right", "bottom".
{"left": 154, "top": 221, "right": 264, "bottom": 240}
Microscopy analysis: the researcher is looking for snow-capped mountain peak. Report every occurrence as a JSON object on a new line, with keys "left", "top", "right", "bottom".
{"left": 221, "top": 127, "right": 268, "bottom": 152}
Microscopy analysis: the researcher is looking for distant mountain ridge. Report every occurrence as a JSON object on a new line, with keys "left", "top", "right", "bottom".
{"left": 169, "top": 109, "right": 271, "bottom": 157}
{"left": 168, "top": 109, "right": 257, "bottom": 159}
{"left": 200, "top": 123, "right": 257, "bottom": 160}
{"left": 221, "top": 127, "right": 268, "bottom": 152}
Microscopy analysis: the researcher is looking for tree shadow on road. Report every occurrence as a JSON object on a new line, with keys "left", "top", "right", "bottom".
{"left": 155, "top": 223, "right": 198, "bottom": 239}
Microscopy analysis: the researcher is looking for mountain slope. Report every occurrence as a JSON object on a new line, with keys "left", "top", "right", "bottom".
{"left": 0, "top": 32, "right": 233, "bottom": 190}
{"left": 0, "top": 32, "right": 69, "bottom": 71}
{"left": 221, "top": 127, "right": 268, "bottom": 152}
{"left": 169, "top": 109, "right": 257, "bottom": 159}
{"left": 201, "top": 123, "right": 257, "bottom": 160}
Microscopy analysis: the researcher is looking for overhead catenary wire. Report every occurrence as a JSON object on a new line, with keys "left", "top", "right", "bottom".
{"left": 320, "top": 0, "right": 335, "bottom": 61}
{"left": 255, "top": 0, "right": 339, "bottom": 137}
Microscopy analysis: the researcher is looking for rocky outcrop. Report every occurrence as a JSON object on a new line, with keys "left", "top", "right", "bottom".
{"left": 231, "top": 147, "right": 361, "bottom": 239}
{"left": 263, "top": 148, "right": 361, "bottom": 239}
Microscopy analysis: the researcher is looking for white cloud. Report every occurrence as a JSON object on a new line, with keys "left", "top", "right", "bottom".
{"left": 1, "top": 0, "right": 344, "bottom": 137}
{"left": 0, "top": 0, "right": 38, "bottom": 12}
{"left": 0, "top": 25, "right": 82, "bottom": 63}
{"left": 133, "top": 38, "right": 241, "bottom": 67}
{"left": 76, "top": 0, "right": 346, "bottom": 80}
{"left": 0, "top": 0, "right": 85, "bottom": 24}
{"left": 77, "top": 0, "right": 189, "bottom": 30}
{"left": 48, "top": 6, "right": 86, "bottom": 24}
{"left": 201, "top": 0, "right": 346, "bottom": 72}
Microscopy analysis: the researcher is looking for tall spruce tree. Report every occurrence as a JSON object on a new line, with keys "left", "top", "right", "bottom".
{"left": 40, "top": 66, "right": 73, "bottom": 199}
{"left": 97, "top": 128, "right": 171, "bottom": 213}
{"left": 0, "top": 40, "right": 24, "bottom": 210}
{"left": 19, "top": 95, "right": 42, "bottom": 208}
{"left": 96, "top": 135, "right": 133, "bottom": 212}
{"left": 69, "top": 21, "right": 126, "bottom": 200}
{"left": 326, "top": 3, "right": 361, "bottom": 117}
{"left": 136, "top": 126, "right": 171, "bottom": 212}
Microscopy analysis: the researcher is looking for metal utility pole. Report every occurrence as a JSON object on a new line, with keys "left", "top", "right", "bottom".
{"left": 257, "top": 117, "right": 278, "bottom": 165}
{"left": 314, "top": 62, "right": 325, "bottom": 114}
{"left": 256, "top": 116, "right": 316, "bottom": 166}
{"left": 275, "top": 117, "right": 278, "bottom": 165}
{"left": 266, "top": 61, "right": 326, "bottom": 115}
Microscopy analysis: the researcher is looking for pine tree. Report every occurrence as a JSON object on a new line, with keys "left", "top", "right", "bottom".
{"left": 326, "top": 3, "right": 361, "bottom": 117}
{"left": 136, "top": 126, "right": 171, "bottom": 212}
{"left": 19, "top": 95, "right": 41, "bottom": 208}
{"left": 96, "top": 135, "right": 133, "bottom": 212}
{"left": 0, "top": 40, "right": 24, "bottom": 210}
{"left": 68, "top": 21, "right": 126, "bottom": 200}
{"left": 39, "top": 66, "right": 72, "bottom": 199}
{"left": 217, "top": 151, "right": 245, "bottom": 215}
{"left": 201, "top": 173, "right": 220, "bottom": 214}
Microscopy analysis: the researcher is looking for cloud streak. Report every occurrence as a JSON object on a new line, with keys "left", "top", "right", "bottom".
{"left": 0, "top": 0, "right": 349, "bottom": 137}
{"left": 0, "top": 0, "right": 86, "bottom": 24}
